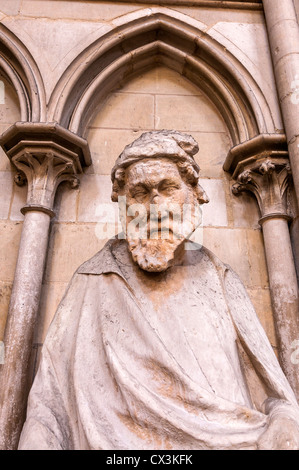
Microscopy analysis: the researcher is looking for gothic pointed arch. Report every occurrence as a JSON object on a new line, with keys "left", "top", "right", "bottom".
{"left": 0, "top": 24, "right": 46, "bottom": 122}
{"left": 47, "top": 7, "right": 275, "bottom": 145}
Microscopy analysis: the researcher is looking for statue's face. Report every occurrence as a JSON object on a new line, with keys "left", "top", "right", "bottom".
{"left": 120, "top": 158, "right": 200, "bottom": 272}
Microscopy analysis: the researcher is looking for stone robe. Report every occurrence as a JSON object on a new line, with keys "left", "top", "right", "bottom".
{"left": 18, "top": 239, "right": 299, "bottom": 450}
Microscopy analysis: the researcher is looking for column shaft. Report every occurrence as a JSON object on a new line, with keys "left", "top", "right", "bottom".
{"left": 261, "top": 215, "right": 299, "bottom": 397}
{"left": 230, "top": 155, "right": 299, "bottom": 400}
{"left": 0, "top": 123, "right": 90, "bottom": 449}
{"left": 263, "top": 0, "right": 299, "bottom": 207}
{"left": 0, "top": 211, "right": 51, "bottom": 450}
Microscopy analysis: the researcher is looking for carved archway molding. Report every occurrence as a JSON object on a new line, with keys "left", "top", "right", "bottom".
{"left": 103, "top": 0, "right": 263, "bottom": 9}
{"left": 0, "top": 7, "right": 279, "bottom": 146}
{"left": 47, "top": 7, "right": 276, "bottom": 145}
{"left": 1, "top": 6, "right": 298, "bottom": 450}
{"left": 0, "top": 24, "right": 46, "bottom": 122}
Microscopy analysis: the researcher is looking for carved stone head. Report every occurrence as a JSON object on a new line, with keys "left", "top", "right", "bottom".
{"left": 111, "top": 130, "right": 209, "bottom": 272}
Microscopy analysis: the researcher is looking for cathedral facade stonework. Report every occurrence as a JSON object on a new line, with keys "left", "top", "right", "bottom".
{"left": 0, "top": 0, "right": 299, "bottom": 450}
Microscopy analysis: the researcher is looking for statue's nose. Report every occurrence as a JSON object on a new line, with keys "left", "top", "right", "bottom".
{"left": 150, "top": 189, "right": 161, "bottom": 204}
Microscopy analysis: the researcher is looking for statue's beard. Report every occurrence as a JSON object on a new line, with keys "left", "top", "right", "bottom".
{"left": 127, "top": 236, "right": 184, "bottom": 272}
{"left": 123, "top": 200, "right": 201, "bottom": 272}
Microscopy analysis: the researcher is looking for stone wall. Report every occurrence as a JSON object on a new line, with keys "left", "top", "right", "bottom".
{"left": 0, "top": 0, "right": 281, "bottom": 373}
{"left": 0, "top": 75, "right": 21, "bottom": 341}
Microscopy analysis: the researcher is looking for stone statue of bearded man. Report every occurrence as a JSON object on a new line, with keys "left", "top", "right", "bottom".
{"left": 19, "top": 130, "right": 299, "bottom": 450}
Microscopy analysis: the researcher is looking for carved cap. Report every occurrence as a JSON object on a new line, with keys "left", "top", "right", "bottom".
{"left": 111, "top": 130, "right": 200, "bottom": 182}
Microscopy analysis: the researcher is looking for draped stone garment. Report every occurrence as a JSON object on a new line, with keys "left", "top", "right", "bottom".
{"left": 19, "top": 239, "right": 299, "bottom": 450}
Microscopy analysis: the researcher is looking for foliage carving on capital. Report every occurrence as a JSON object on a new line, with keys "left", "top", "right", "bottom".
{"left": 0, "top": 122, "right": 91, "bottom": 217}
{"left": 12, "top": 150, "right": 80, "bottom": 216}
{"left": 232, "top": 157, "right": 292, "bottom": 222}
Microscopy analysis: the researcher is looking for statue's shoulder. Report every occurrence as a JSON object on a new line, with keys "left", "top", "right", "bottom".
{"left": 76, "top": 238, "right": 124, "bottom": 275}
{"left": 187, "top": 241, "right": 230, "bottom": 276}
{"left": 75, "top": 238, "right": 232, "bottom": 280}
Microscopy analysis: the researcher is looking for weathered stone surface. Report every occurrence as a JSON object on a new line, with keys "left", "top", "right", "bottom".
{"left": 231, "top": 188, "right": 260, "bottom": 228}
{"left": 191, "top": 131, "right": 231, "bottom": 178}
{"left": 0, "top": 281, "right": 12, "bottom": 340}
{"left": 0, "top": 78, "right": 21, "bottom": 126}
{"left": 0, "top": 1, "right": 298, "bottom": 451}
{"left": 0, "top": 124, "right": 91, "bottom": 451}
{"left": 229, "top": 150, "right": 299, "bottom": 396}
{"left": 247, "top": 287, "right": 277, "bottom": 348}
{"left": 18, "top": 131, "right": 299, "bottom": 451}
{"left": 0, "top": 146, "right": 11, "bottom": 172}
{"left": 19, "top": 0, "right": 138, "bottom": 21}
{"left": 86, "top": 65, "right": 231, "bottom": 179}
{"left": 0, "top": 172, "right": 13, "bottom": 219}
{"left": 0, "top": 221, "right": 23, "bottom": 282}
{"left": 245, "top": 229, "right": 269, "bottom": 288}
{"left": 77, "top": 174, "right": 118, "bottom": 223}
{"left": 1, "top": 16, "right": 114, "bottom": 102}
{"left": 9, "top": 183, "right": 26, "bottom": 222}
{"left": 199, "top": 178, "right": 228, "bottom": 227}
{"left": 203, "top": 227, "right": 268, "bottom": 289}
{"left": 34, "top": 282, "right": 68, "bottom": 345}
{"left": 0, "top": 77, "right": 21, "bottom": 174}
{"left": 123, "top": 65, "right": 203, "bottom": 95}
{"left": 290, "top": 215, "right": 299, "bottom": 283}
{"left": 0, "top": 0, "right": 21, "bottom": 15}
{"left": 45, "top": 223, "right": 109, "bottom": 283}
{"left": 208, "top": 22, "right": 283, "bottom": 131}
{"left": 91, "top": 92, "right": 155, "bottom": 130}
{"left": 263, "top": 0, "right": 299, "bottom": 214}
{"left": 86, "top": 128, "right": 143, "bottom": 175}
{"left": 53, "top": 183, "right": 79, "bottom": 223}
{"left": 155, "top": 94, "right": 226, "bottom": 132}
{"left": 177, "top": 6, "right": 264, "bottom": 25}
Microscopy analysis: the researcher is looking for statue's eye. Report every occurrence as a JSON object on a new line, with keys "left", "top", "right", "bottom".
{"left": 131, "top": 187, "right": 148, "bottom": 199}
{"left": 160, "top": 184, "right": 180, "bottom": 194}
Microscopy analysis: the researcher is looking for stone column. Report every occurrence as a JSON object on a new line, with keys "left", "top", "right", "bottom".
{"left": 232, "top": 156, "right": 299, "bottom": 399}
{"left": 262, "top": 0, "right": 299, "bottom": 208}
{"left": 0, "top": 123, "right": 91, "bottom": 450}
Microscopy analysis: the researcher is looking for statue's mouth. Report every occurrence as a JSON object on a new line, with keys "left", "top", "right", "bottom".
{"left": 149, "top": 225, "right": 172, "bottom": 234}
{"left": 147, "top": 223, "right": 184, "bottom": 241}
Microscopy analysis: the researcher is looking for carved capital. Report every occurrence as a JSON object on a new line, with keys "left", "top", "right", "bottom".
{"left": 13, "top": 150, "right": 81, "bottom": 217}
{"left": 232, "top": 157, "right": 292, "bottom": 223}
{"left": 224, "top": 134, "right": 293, "bottom": 224}
{"left": 0, "top": 122, "right": 91, "bottom": 217}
